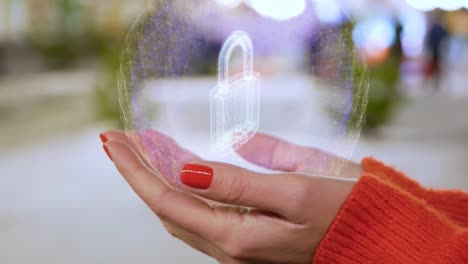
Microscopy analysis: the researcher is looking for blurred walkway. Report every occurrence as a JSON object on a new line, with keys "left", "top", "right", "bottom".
{"left": 0, "top": 69, "right": 98, "bottom": 150}
{"left": 355, "top": 94, "right": 468, "bottom": 189}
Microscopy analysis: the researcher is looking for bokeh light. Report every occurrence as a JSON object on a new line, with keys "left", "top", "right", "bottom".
{"left": 312, "top": 0, "right": 344, "bottom": 25}
{"left": 353, "top": 16, "right": 396, "bottom": 57}
{"left": 406, "top": 0, "right": 468, "bottom": 11}
{"left": 246, "top": 0, "right": 307, "bottom": 21}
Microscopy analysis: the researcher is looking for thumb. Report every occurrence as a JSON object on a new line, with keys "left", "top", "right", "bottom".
{"left": 178, "top": 161, "right": 311, "bottom": 220}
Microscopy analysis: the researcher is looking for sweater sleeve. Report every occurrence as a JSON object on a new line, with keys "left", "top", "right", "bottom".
{"left": 362, "top": 157, "right": 468, "bottom": 227}
{"left": 313, "top": 158, "right": 468, "bottom": 264}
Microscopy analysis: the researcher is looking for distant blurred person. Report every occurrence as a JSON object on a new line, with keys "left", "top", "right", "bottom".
{"left": 426, "top": 12, "right": 449, "bottom": 91}
{"left": 0, "top": 44, "right": 4, "bottom": 75}
{"left": 101, "top": 130, "right": 468, "bottom": 264}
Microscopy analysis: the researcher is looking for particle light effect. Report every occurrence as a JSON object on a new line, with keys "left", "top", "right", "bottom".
{"left": 118, "top": 0, "right": 369, "bottom": 183}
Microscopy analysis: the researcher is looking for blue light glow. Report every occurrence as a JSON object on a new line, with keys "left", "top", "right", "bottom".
{"left": 353, "top": 17, "right": 396, "bottom": 55}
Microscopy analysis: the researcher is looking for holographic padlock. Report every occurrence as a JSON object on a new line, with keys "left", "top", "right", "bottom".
{"left": 210, "top": 31, "right": 260, "bottom": 153}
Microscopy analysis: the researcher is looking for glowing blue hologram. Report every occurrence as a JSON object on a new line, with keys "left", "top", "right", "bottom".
{"left": 210, "top": 31, "right": 260, "bottom": 153}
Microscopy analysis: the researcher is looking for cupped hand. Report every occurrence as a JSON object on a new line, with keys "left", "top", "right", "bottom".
{"left": 101, "top": 130, "right": 361, "bottom": 264}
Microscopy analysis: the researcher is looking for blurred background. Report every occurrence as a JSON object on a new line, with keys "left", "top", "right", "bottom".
{"left": 1, "top": 0, "right": 467, "bottom": 263}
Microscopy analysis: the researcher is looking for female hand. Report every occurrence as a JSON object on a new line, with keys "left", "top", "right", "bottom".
{"left": 101, "top": 130, "right": 361, "bottom": 264}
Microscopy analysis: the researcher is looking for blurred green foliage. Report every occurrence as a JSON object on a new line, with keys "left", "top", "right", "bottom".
{"left": 94, "top": 38, "right": 123, "bottom": 128}
{"left": 339, "top": 22, "right": 401, "bottom": 133}
{"left": 365, "top": 24, "right": 403, "bottom": 132}
{"left": 28, "top": 0, "right": 83, "bottom": 68}
{"left": 27, "top": 0, "right": 129, "bottom": 126}
{"left": 365, "top": 55, "right": 401, "bottom": 131}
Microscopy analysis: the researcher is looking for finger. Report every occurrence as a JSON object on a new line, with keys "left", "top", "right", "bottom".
{"left": 231, "top": 211, "right": 313, "bottom": 261}
{"left": 105, "top": 140, "right": 228, "bottom": 243}
{"left": 101, "top": 130, "right": 157, "bottom": 162}
{"left": 101, "top": 129, "right": 198, "bottom": 162}
{"left": 179, "top": 161, "right": 309, "bottom": 219}
{"left": 100, "top": 130, "right": 160, "bottom": 178}
{"left": 103, "top": 129, "right": 201, "bottom": 185}
{"left": 103, "top": 130, "right": 227, "bottom": 206}
{"left": 139, "top": 129, "right": 200, "bottom": 184}
{"left": 141, "top": 129, "right": 198, "bottom": 162}
{"left": 237, "top": 133, "right": 362, "bottom": 178}
{"left": 160, "top": 219, "right": 221, "bottom": 259}
{"left": 101, "top": 130, "right": 141, "bottom": 153}
{"left": 100, "top": 130, "right": 128, "bottom": 143}
{"left": 199, "top": 205, "right": 315, "bottom": 262}
{"left": 236, "top": 133, "right": 333, "bottom": 173}
{"left": 163, "top": 205, "right": 309, "bottom": 262}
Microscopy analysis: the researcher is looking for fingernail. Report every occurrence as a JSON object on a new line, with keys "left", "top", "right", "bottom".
{"left": 181, "top": 164, "right": 213, "bottom": 189}
{"left": 99, "top": 133, "right": 108, "bottom": 143}
{"left": 103, "top": 145, "right": 112, "bottom": 160}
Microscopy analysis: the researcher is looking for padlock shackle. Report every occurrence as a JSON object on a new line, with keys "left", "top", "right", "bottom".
{"left": 218, "top": 31, "right": 254, "bottom": 84}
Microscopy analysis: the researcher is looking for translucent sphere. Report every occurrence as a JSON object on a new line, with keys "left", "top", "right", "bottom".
{"left": 118, "top": 0, "right": 369, "bottom": 185}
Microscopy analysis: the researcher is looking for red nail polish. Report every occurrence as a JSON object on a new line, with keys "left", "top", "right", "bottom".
{"left": 99, "top": 133, "right": 108, "bottom": 143}
{"left": 103, "top": 145, "right": 112, "bottom": 160}
{"left": 181, "top": 164, "right": 213, "bottom": 189}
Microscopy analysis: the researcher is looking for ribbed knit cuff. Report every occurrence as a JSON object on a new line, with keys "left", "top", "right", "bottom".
{"left": 312, "top": 173, "right": 465, "bottom": 264}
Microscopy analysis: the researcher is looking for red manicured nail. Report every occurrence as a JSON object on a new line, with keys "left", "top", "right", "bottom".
{"left": 103, "top": 145, "right": 112, "bottom": 160}
{"left": 99, "top": 133, "right": 108, "bottom": 143}
{"left": 181, "top": 164, "right": 213, "bottom": 189}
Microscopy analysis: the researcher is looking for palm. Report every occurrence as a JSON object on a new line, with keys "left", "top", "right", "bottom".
{"left": 103, "top": 130, "right": 358, "bottom": 263}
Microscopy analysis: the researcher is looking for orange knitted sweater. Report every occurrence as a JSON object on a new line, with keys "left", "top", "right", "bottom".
{"left": 313, "top": 158, "right": 468, "bottom": 263}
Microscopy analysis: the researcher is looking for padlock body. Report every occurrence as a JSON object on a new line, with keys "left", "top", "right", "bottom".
{"left": 210, "top": 73, "right": 260, "bottom": 152}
